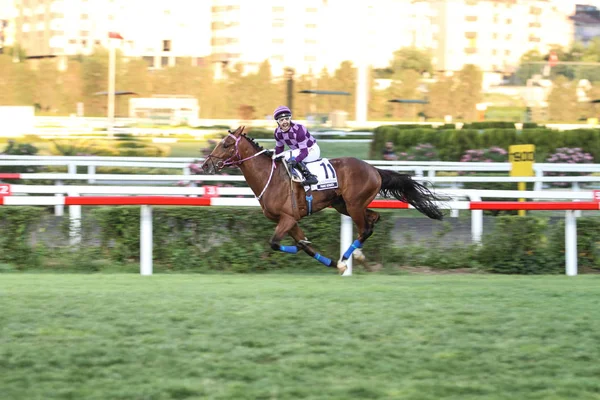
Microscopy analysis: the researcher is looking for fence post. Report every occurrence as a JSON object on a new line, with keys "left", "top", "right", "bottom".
{"left": 68, "top": 191, "right": 81, "bottom": 246}
{"left": 55, "top": 180, "right": 64, "bottom": 217}
{"left": 140, "top": 205, "right": 153, "bottom": 276}
{"left": 340, "top": 214, "right": 353, "bottom": 276}
{"left": 565, "top": 210, "right": 577, "bottom": 276}
{"left": 88, "top": 165, "right": 96, "bottom": 184}
{"left": 68, "top": 163, "right": 77, "bottom": 175}
{"left": 470, "top": 194, "right": 483, "bottom": 244}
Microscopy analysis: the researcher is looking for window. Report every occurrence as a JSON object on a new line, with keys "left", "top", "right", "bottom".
{"left": 504, "top": 49, "right": 511, "bottom": 56}
{"left": 506, "top": 18, "right": 512, "bottom": 24}
{"left": 271, "top": 55, "right": 284, "bottom": 62}
{"left": 530, "top": 6, "right": 541, "bottom": 15}
{"left": 305, "top": 23, "right": 317, "bottom": 29}
{"left": 465, "top": 47, "right": 477, "bottom": 54}
{"left": 272, "top": 38, "right": 284, "bottom": 44}
{"left": 492, "top": 33, "right": 498, "bottom": 39}
{"left": 306, "top": 7, "right": 317, "bottom": 12}
{"left": 506, "top": 34, "right": 512, "bottom": 40}
{"left": 304, "top": 55, "right": 316, "bottom": 62}
{"left": 272, "top": 6, "right": 284, "bottom": 12}
{"left": 80, "top": 14, "right": 88, "bottom": 20}
{"left": 162, "top": 40, "right": 171, "bottom": 51}
{"left": 529, "top": 22, "right": 541, "bottom": 28}
{"left": 304, "top": 39, "right": 317, "bottom": 45}
{"left": 465, "top": 16, "right": 477, "bottom": 22}
{"left": 272, "top": 21, "right": 284, "bottom": 28}
{"left": 492, "top": 49, "right": 497, "bottom": 55}
{"left": 465, "top": 32, "right": 477, "bottom": 39}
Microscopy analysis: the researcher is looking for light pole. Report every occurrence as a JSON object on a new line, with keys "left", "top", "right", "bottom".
{"left": 107, "top": 32, "right": 123, "bottom": 136}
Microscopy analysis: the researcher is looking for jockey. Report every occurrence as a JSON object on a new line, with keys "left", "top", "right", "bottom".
{"left": 272, "top": 105, "right": 319, "bottom": 185}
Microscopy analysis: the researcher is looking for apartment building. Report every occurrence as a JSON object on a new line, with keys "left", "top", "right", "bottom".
{"left": 424, "top": 0, "right": 573, "bottom": 74}
{"left": 210, "top": 0, "right": 433, "bottom": 77}
{"left": 3, "top": 0, "right": 597, "bottom": 78}
{"left": 10, "top": 0, "right": 211, "bottom": 68}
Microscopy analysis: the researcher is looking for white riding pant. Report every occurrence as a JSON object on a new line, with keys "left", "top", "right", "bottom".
{"left": 282, "top": 143, "right": 321, "bottom": 163}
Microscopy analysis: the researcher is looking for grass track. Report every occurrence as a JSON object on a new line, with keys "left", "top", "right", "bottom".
{"left": 1, "top": 274, "right": 600, "bottom": 400}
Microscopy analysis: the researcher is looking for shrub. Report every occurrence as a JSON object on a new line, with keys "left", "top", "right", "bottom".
{"left": 395, "top": 143, "right": 440, "bottom": 161}
{"left": 544, "top": 147, "right": 593, "bottom": 187}
{"left": 460, "top": 146, "right": 508, "bottom": 163}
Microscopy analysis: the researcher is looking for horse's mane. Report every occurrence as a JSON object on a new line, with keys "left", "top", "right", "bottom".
{"left": 242, "top": 134, "right": 273, "bottom": 156}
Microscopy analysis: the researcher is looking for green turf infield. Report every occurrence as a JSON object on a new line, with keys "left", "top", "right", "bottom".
{"left": 1, "top": 274, "right": 599, "bottom": 400}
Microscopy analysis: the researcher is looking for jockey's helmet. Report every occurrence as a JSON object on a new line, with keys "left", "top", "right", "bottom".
{"left": 273, "top": 105, "right": 292, "bottom": 121}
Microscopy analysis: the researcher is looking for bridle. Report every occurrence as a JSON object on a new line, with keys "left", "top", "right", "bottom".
{"left": 205, "top": 133, "right": 276, "bottom": 201}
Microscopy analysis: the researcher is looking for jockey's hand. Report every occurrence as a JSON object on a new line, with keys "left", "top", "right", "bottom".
{"left": 288, "top": 157, "right": 298, "bottom": 167}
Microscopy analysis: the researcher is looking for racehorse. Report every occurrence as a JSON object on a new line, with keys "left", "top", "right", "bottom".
{"left": 201, "top": 126, "right": 446, "bottom": 274}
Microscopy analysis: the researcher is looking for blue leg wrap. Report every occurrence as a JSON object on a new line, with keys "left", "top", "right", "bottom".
{"left": 343, "top": 239, "right": 363, "bottom": 260}
{"left": 314, "top": 253, "right": 332, "bottom": 267}
{"left": 279, "top": 245, "right": 298, "bottom": 254}
{"left": 306, "top": 194, "right": 313, "bottom": 215}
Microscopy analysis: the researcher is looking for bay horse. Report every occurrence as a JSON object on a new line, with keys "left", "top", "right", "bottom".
{"left": 201, "top": 126, "right": 445, "bottom": 274}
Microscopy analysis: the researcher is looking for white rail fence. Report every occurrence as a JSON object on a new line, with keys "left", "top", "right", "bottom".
{"left": 2, "top": 184, "right": 599, "bottom": 277}
{"left": 2, "top": 156, "right": 600, "bottom": 191}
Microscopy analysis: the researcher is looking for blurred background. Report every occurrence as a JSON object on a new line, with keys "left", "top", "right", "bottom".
{"left": 2, "top": 0, "right": 600, "bottom": 127}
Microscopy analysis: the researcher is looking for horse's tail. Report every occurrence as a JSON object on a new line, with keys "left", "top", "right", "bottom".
{"left": 376, "top": 169, "right": 446, "bottom": 220}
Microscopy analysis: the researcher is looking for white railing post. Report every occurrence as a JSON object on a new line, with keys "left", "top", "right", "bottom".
{"left": 533, "top": 169, "right": 544, "bottom": 192}
{"left": 88, "top": 165, "right": 96, "bottom": 184}
{"left": 55, "top": 180, "right": 64, "bottom": 216}
{"left": 68, "top": 191, "right": 81, "bottom": 246}
{"left": 572, "top": 182, "right": 581, "bottom": 218}
{"left": 68, "top": 163, "right": 77, "bottom": 175}
{"left": 565, "top": 210, "right": 577, "bottom": 276}
{"left": 451, "top": 182, "right": 459, "bottom": 218}
{"left": 340, "top": 214, "right": 353, "bottom": 276}
{"left": 470, "top": 195, "right": 483, "bottom": 244}
{"left": 140, "top": 205, "right": 153, "bottom": 276}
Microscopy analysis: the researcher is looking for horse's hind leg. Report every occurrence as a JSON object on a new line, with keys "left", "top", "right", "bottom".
{"left": 333, "top": 201, "right": 380, "bottom": 263}
{"left": 337, "top": 204, "right": 382, "bottom": 269}
{"left": 288, "top": 224, "right": 346, "bottom": 274}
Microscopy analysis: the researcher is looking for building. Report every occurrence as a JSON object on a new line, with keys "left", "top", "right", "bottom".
{"left": 423, "top": 0, "right": 573, "bottom": 75}
{"left": 11, "top": 0, "right": 211, "bottom": 69}
{"left": 3, "top": 0, "right": 595, "bottom": 79}
{"left": 0, "top": 0, "right": 17, "bottom": 53}
{"left": 570, "top": 4, "right": 600, "bottom": 45}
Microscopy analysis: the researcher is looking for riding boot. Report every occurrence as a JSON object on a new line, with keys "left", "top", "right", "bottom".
{"left": 296, "top": 161, "right": 318, "bottom": 185}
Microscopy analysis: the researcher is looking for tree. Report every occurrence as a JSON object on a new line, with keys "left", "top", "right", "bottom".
{"left": 34, "top": 59, "right": 61, "bottom": 113}
{"left": 547, "top": 75, "right": 578, "bottom": 122}
{"left": 424, "top": 75, "right": 455, "bottom": 119}
{"left": 387, "top": 69, "right": 421, "bottom": 119}
{"left": 454, "top": 65, "right": 483, "bottom": 121}
{"left": 59, "top": 60, "right": 84, "bottom": 115}
{"left": 331, "top": 61, "right": 355, "bottom": 118}
{"left": 389, "top": 47, "right": 433, "bottom": 75}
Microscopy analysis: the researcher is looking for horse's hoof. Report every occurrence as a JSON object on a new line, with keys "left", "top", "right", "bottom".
{"left": 353, "top": 248, "right": 365, "bottom": 262}
{"left": 337, "top": 261, "right": 347, "bottom": 275}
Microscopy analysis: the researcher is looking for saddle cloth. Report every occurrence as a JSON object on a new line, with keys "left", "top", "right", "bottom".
{"left": 291, "top": 158, "right": 339, "bottom": 191}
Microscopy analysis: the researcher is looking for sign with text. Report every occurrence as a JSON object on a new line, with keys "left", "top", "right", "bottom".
{"left": 0, "top": 184, "right": 11, "bottom": 196}
{"left": 509, "top": 144, "right": 535, "bottom": 177}
{"left": 203, "top": 186, "right": 219, "bottom": 198}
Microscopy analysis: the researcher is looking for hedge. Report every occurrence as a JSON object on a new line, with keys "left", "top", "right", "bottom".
{"left": 371, "top": 125, "right": 600, "bottom": 162}
{"left": 1, "top": 207, "right": 599, "bottom": 274}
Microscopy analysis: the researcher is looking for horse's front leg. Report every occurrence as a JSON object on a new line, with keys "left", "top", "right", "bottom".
{"left": 269, "top": 214, "right": 300, "bottom": 253}
{"left": 288, "top": 224, "right": 347, "bottom": 274}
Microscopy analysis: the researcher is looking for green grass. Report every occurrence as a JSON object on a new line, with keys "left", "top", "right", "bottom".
{"left": 2, "top": 274, "right": 600, "bottom": 400}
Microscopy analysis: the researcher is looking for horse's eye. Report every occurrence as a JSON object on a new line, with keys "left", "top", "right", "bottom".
{"left": 223, "top": 143, "right": 230, "bottom": 149}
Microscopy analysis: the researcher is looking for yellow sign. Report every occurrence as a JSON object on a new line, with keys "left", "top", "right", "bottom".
{"left": 509, "top": 144, "right": 535, "bottom": 177}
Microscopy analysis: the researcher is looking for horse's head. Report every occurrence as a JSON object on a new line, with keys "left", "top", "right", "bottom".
{"left": 201, "top": 126, "right": 245, "bottom": 174}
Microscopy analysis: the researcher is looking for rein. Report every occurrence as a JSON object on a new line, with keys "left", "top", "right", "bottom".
{"left": 210, "top": 133, "right": 275, "bottom": 201}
